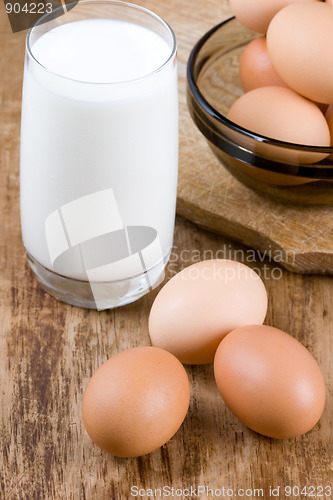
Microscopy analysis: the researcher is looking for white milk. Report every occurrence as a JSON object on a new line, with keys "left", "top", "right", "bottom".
{"left": 20, "top": 18, "right": 178, "bottom": 284}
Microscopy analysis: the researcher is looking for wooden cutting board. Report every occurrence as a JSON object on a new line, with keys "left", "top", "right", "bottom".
{"left": 176, "top": 34, "right": 333, "bottom": 276}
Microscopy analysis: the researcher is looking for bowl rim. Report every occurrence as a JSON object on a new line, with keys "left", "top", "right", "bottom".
{"left": 187, "top": 16, "right": 333, "bottom": 154}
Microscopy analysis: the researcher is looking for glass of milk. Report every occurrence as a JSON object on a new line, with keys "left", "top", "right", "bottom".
{"left": 20, "top": 0, "right": 178, "bottom": 310}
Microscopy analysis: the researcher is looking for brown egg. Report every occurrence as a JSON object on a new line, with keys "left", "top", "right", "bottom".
{"left": 82, "top": 346, "right": 190, "bottom": 457}
{"left": 214, "top": 325, "right": 326, "bottom": 439}
{"left": 227, "top": 86, "right": 331, "bottom": 164}
{"left": 149, "top": 259, "right": 267, "bottom": 364}
{"left": 239, "top": 36, "right": 288, "bottom": 92}
{"left": 229, "top": 0, "right": 321, "bottom": 34}
{"left": 267, "top": 2, "right": 333, "bottom": 104}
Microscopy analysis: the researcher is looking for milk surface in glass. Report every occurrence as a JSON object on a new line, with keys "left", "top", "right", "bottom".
{"left": 20, "top": 2, "right": 178, "bottom": 309}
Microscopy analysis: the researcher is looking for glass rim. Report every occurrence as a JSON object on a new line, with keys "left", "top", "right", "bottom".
{"left": 26, "top": 0, "right": 177, "bottom": 86}
{"left": 187, "top": 16, "right": 333, "bottom": 155}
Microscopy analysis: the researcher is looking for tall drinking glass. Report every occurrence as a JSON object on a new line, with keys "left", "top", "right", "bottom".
{"left": 20, "top": 0, "right": 178, "bottom": 310}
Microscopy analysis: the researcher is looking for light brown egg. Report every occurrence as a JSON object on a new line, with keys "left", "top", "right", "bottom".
{"left": 227, "top": 86, "right": 331, "bottom": 164}
{"left": 229, "top": 0, "right": 321, "bottom": 34}
{"left": 239, "top": 37, "right": 288, "bottom": 92}
{"left": 267, "top": 2, "right": 333, "bottom": 104}
{"left": 149, "top": 259, "right": 267, "bottom": 364}
{"left": 82, "top": 346, "right": 190, "bottom": 457}
{"left": 214, "top": 325, "right": 326, "bottom": 439}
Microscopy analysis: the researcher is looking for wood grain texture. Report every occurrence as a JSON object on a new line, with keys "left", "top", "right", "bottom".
{"left": 1, "top": 1, "right": 333, "bottom": 499}
{"left": 177, "top": 139, "right": 333, "bottom": 275}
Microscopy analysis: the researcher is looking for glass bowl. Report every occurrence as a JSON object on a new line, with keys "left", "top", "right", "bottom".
{"left": 186, "top": 17, "right": 333, "bottom": 205}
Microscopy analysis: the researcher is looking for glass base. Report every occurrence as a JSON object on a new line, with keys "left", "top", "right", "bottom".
{"left": 26, "top": 252, "right": 166, "bottom": 310}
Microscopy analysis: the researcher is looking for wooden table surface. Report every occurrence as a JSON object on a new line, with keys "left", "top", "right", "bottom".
{"left": 1, "top": 1, "right": 333, "bottom": 499}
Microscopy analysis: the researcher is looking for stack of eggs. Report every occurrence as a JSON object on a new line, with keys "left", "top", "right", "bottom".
{"left": 227, "top": 0, "right": 333, "bottom": 164}
{"left": 82, "top": 260, "right": 326, "bottom": 457}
